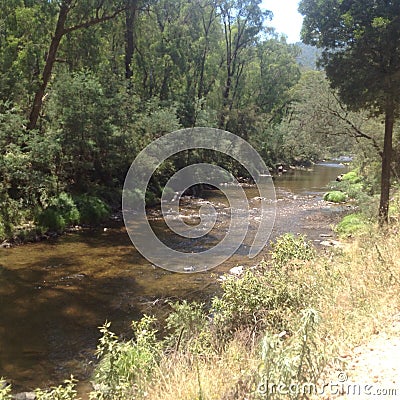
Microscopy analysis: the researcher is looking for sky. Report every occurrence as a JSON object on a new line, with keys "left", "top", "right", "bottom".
{"left": 261, "top": 0, "right": 304, "bottom": 43}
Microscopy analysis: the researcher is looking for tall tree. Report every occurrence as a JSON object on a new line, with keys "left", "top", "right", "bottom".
{"left": 218, "top": 0, "right": 270, "bottom": 129}
{"left": 299, "top": 0, "right": 400, "bottom": 224}
{"left": 27, "top": 0, "right": 126, "bottom": 131}
{"left": 125, "top": 0, "right": 139, "bottom": 80}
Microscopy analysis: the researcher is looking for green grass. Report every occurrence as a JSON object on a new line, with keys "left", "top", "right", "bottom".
{"left": 336, "top": 213, "right": 369, "bottom": 237}
{"left": 323, "top": 190, "right": 347, "bottom": 203}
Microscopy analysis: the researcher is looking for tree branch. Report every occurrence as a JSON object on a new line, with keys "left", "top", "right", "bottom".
{"left": 64, "top": 7, "right": 125, "bottom": 34}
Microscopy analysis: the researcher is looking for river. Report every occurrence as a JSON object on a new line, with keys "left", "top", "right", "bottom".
{"left": 0, "top": 160, "right": 348, "bottom": 392}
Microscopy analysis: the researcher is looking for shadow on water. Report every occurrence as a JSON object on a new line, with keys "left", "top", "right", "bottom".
{"left": 0, "top": 248, "right": 144, "bottom": 391}
{"left": 0, "top": 161, "right": 348, "bottom": 391}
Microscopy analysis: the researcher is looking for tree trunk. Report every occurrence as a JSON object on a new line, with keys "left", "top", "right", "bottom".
{"left": 378, "top": 97, "right": 394, "bottom": 225}
{"left": 125, "top": 0, "right": 138, "bottom": 80}
{"left": 27, "top": 1, "right": 125, "bottom": 131}
{"left": 27, "top": 2, "right": 70, "bottom": 130}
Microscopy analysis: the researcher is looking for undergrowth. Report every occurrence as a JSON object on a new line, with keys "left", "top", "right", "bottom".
{"left": 2, "top": 229, "right": 400, "bottom": 400}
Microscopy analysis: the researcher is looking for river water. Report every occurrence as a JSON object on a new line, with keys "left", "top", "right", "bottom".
{"left": 0, "top": 161, "right": 347, "bottom": 392}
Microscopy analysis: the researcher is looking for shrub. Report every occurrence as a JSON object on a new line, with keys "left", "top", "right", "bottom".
{"left": 91, "top": 317, "right": 161, "bottom": 399}
{"left": 212, "top": 268, "right": 309, "bottom": 338}
{"left": 36, "top": 192, "right": 80, "bottom": 232}
{"left": 256, "top": 309, "right": 326, "bottom": 399}
{"left": 74, "top": 195, "right": 110, "bottom": 225}
{"left": 0, "top": 220, "right": 5, "bottom": 242}
{"left": 323, "top": 190, "right": 347, "bottom": 203}
{"left": 34, "top": 377, "right": 77, "bottom": 400}
{"left": 165, "top": 300, "right": 209, "bottom": 352}
{"left": 36, "top": 208, "right": 66, "bottom": 232}
{"left": 270, "top": 233, "right": 315, "bottom": 269}
{"left": 341, "top": 170, "right": 362, "bottom": 184}
{"left": 335, "top": 213, "right": 368, "bottom": 237}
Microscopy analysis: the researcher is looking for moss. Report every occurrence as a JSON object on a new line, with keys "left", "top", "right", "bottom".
{"left": 323, "top": 190, "right": 347, "bottom": 203}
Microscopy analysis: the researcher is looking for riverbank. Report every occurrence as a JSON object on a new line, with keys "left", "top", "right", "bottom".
{"left": 0, "top": 162, "right": 350, "bottom": 394}
{"left": 4, "top": 217, "right": 398, "bottom": 400}
{"left": 83, "top": 220, "right": 400, "bottom": 400}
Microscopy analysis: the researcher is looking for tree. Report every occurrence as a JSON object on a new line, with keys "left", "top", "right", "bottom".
{"left": 299, "top": 0, "right": 400, "bottom": 224}
{"left": 125, "top": 0, "right": 139, "bottom": 80}
{"left": 218, "top": 0, "right": 270, "bottom": 129}
{"left": 27, "top": 0, "right": 126, "bottom": 131}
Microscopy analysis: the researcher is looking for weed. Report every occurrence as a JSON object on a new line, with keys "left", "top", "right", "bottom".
{"left": 165, "top": 300, "right": 209, "bottom": 352}
{"left": 35, "top": 377, "right": 78, "bottom": 400}
{"left": 256, "top": 309, "right": 326, "bottom": 399}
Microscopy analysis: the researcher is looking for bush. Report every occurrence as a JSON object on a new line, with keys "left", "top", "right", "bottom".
{"left": 256, "top": 309, "right": 326, "bottom": 399}
{"left": 36, "top": 192, "right": 80, "bottom": 232}
{"left": 212, "top": 268, "right": 310, "bottom": 338}
{"left": 341, "top": 170, "right": 362, "bottom": 184}
{"left": 270, "top": 233, "right": 315, "bottom": 269}
{"left": 34, "top": 377, "right": 78, "bottom": 400}
{"left": 335, "top": 213, "right": 368, "bottom": 237}
{"left": 74, "top": 195, "right": 110, "bottom": 225}
{"left": 36, "top": 208, "right": 66, "bottom": 232}
{"left": 165, "top": 300, "right": 209, "bottom": 352}
{"left": 0, "top": 220, "right": 5, "bottom": 242}
{"left": 91, "top": 318, "right": 162, "bottom": 400}
{"left": 323, "top": 190, "right": 347, "bottom": 203}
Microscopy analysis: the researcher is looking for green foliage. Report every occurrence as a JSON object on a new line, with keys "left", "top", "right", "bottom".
{"left": 0, "top": 379, "right": 11, "bottom": 400}
{"left": 212, "top": 264, "right": 312, "bottom": 337}
{"left": 0, "top": 220, "right": 5, "bottom": 242}
{"left": 323, "top": 191, "right": 347, "bottom": 203}
{"left": 74, "top": 195, "right": 110, "bottom": 225}
{"left": 331, "top": 170, "right": 376, "bottom": 212}
{"left": 36, "top": 208, "right": 66, "bottom": 233}
{"left": 91, "top": 318, "right": 161, "bottom": 399}
{"left": 277, "top": 71, "right": 356, "bottom": 163}
{"left": 341, "top": 171, "right": 361, "bottom": 184}
{"left": 165, "top": 300, "right": 208, "bottom": 351}
{"left": 257, "top": 309, "right": 326, "bottom": 399}
{"left": 34, "top": 377, "right": 78, "bottom": 400}
{"left": 270, "top": 233, "right": 315, "bottom": 269}
{"left": 0, "top": 104, "right": 61, "bottom": 237}
{"left": 335, "top": 213, "right": 369, "bottom": 237}
{"left": 198, "top": 236, "right": 316, "bottom": 339}
{"left": 299, "top": 0, "right": 400, "bottom": 222}
{"left": 36, "top": 193, "right": 80, "bottom": 232}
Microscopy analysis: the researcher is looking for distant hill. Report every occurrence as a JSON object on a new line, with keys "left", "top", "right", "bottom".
{"left": 295, "top": 42, "right": 322, "bottom": 70}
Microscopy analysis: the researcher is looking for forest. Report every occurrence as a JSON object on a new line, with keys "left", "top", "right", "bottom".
{"left": 0, "top": 0, "right": 361, "bottom": 241}
{"left": 1, "top": 1, "right": 400, "bottom": 399}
